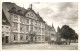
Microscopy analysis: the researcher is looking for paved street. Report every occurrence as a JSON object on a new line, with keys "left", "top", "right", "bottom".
{"left": 2, "top": 43, "right": 78, "bottom": 50}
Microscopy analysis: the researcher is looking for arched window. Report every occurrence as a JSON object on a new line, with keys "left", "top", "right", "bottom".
{"left": 14, "top": 15, "right": 18, "bottom": 21}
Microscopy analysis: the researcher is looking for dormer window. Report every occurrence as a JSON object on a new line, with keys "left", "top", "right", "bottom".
{"left": 10, "top": 7, "right": 16, "bottom": 12}
{"left": 18, "top": 10, "right": 21, "bottom": 14}
{"left": 14, "top": 15, "right": 18, "bottom": 21}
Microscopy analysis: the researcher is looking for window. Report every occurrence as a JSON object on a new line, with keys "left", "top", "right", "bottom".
{"left": 20, "top": 24, "right": 22, "bottom": 31}
{"left": 27, "top": 14, "right": 29, "bottom": 16}
{"left": 2, "top": 34, "right": 4, "bottom": 37}
{"left": 13, "top": 23, "right": 18, "bottom": 31}
{"left": 42, "top": 36, "right": 44, "bottom": 41}
{"left": 6, "top": 26, "right": 9, "bottom": 31}
{"left": 38, "top": 36, "right": 41, "bottom": 41}
{"left": 20, "top": 17, "right": 24, "bottom": 23}
{"left": 42, "top": 36, "right": 44, "bottom": 39}
{"left": 39, "top": 22, "right": 40, "bottom": 27}
{"left": 26, "top": 18, "right": 29, "bottom": 24}
{"left": 20, "top": 24, "right": 25, "bottom": 32}
{"left": 34, "top": 27, "right": 36, "bottom": 32}
{"left": 14, "top": 15, "right": 18, "bottom": 21}
{"left": 26, "top": 26, "right": 29, "bottom": 32}
{"left": 6, "top": 32, "right": 9, "bottom": 34}
{"left": 2, "top": 37, "right": 4, "bottom": 43}
{"left": 36, "top": 28, "right": 38, "bottom": 32}
{"left": 39, "top": 28, "right": 41, "bottom": 33}
{"left": 37, "top": 22, "right": 38, "bottom": 26}
{"left": 35, "top": 27, "right": 37, "bottom": 32}
{"left": 20, "top": 35, "right": 23, "bottom": 40}
{"left": 20, "top": 17, "right": 22, "bottom": 22}
{"left": 14, "top": 34, "right": 17, "bottom": 40}
{"left": 11, "top": 7, "right": 16, "bottom": 12}
{"left": 37, "top": 28, "right": 39, "bottom": 33}
{"left": 34, "top": 20, "right": 35, "bottom": 26}
{"left": 35, "top": 21, "right": 37, "bottom": 26}
{"left": 23, "top": 17, "right": 25, "bottom": 24}
{"left": 31, "top": 19, "right": 33, "bottom": 25}
{"left": 20, "top": 24, "right": 23, "bottom": 31}
{"left": 42, "top": 29, "right": 44, "bottom": 34}
{"left": 30, "top": 26, "right": 33, "bottom": 31}
{"left": 26, "top": 36, "right": 28, "bottom": 40}
{"left": 6, "top": 27, "right": 8, "bottom": 28}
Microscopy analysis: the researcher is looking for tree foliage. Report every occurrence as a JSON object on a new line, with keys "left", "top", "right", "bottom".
{"left": 60, "top": 25, "right": 78, "bottom": 40}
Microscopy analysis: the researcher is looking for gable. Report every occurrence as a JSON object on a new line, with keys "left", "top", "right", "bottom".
{"left": 25, "top": 11, "right": 38, "bottom": 20}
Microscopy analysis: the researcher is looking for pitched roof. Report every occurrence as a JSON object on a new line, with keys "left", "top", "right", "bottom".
{"left": 3, "top": 2, "right": 26, "bottom": 15}
{"left": 2, "top": 2, "right": 45, "bottom": 23}
{"left": 2, "top": 10, "right": 10, "bottom": 25}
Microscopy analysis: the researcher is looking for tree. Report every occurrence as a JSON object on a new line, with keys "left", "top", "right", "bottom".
{"left": 74, "top": 33, "right": 78, "bottom": 39}
{"left": 60, "top": 25, "right": 76, "bottom": 41}
{"left": 73, "top": 33, "right": 78, "bottom": 42}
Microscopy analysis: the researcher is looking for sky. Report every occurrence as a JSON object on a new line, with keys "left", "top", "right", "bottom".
{"left": 13, "top": 2, "right": 78, "bottom": 33}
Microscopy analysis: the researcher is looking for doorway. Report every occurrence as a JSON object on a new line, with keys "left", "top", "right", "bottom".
{"left": 31, "top": 36, "right": 33, "bottom": 42}
{"left": 5, "top": 36, "right": 9, "bottom": 43}
{"left": 2, "top": 37, "right": 4, "bottom": 44}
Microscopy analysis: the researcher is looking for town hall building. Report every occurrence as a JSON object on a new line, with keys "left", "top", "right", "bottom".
{"left": 2, "top": 2, "right": 56, "bottom": 44}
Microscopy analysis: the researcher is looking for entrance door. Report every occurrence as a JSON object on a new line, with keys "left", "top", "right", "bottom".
{"left": 2, "top": 37, "right": 4, "bottom": 44}
{"left": 5, "top": 36, "right": 9, "bottom": 43}
{"left": 31, "top": 36, "right": 33, "bottom": 42}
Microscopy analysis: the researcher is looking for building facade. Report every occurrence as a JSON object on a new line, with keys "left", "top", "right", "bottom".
{"left": 45, "top": 24, "right": 56, "bottom": 42}
{"left": 2, "top": 2, "right": 56, "bottom": 44}
{"left": 2, "top": 10, "right": 11, "bottom": 44}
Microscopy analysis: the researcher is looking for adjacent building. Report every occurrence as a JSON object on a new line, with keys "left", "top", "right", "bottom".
{"left": 2, "top": 10, "right": 11, "bottom": 44}
{"left": 45, "top": 24, "right": 56, "bottom": 42}
{"left": 2, "top": 2, "right": 56, "bottom": 44}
